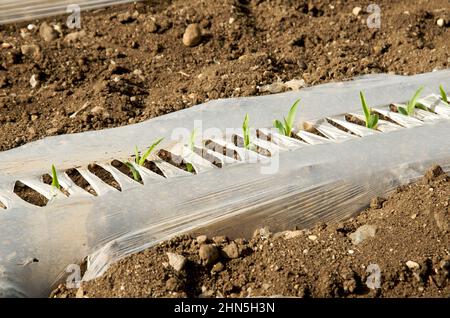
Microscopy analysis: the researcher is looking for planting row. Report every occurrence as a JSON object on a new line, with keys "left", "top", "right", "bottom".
{"left": 0, "top": 86, "right": 449, "bottom": 209}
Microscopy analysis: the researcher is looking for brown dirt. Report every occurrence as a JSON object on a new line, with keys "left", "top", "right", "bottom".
{"left": 1, "top": 0, "right": 449, "bottom": 152}
{"left": 13, "top": 181, "right": 49, "bottom": 207}
{"left": 88, "top": 164, "right": 122, "bottom": 191}
{"left": 51, "top": 165, "right": 450, "bottom": 298}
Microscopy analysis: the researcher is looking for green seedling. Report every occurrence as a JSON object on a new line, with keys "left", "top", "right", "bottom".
{"left": 273, "top": 98, "right": 300, "bottom": 137}
{"left": 242, "top": 113, "right": 252, "bottom": 150}
{"left": 126, "top": 138, "right": 164, "bottom": 181}
{"left": 51, "top": 164, "right": 61, "bottom": 191}
{"left": 359, "top": 91, "right": 379, "bottom": 130}
{"left": 397, "top": 86, "right": 425, "bottom": 116}
{"left": 439, "top": 85, "right": 448, "bottom": 105}
{"left": 186, "top": 129, "right": 196, "bottom": 173}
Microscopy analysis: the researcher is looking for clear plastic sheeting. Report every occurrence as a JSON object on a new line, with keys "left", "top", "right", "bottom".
{"left": 0, "top": 0, "right": 136, "bottom": 24}
{"left": 0, "top": 70, "right": 449, "bottom": 297}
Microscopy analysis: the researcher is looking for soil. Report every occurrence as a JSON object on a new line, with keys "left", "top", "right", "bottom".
{"left": 13, "top": 181, "right": 49, "bottom": 207}
{"left": 157, "top": 149, "right": 196, "bottom": 174}
{"left": 88, "top": 164, "right": 122, "bottom": 191}
{"left": 0, "top": 0, "right": 449, "bottom": 152}
{"left": 111, "top": 159, "right": 144, "bottom": 184}
{"left": 42, "top": 173, "right": 71, "bottom": 197}
{"left": 65, "top": 168, "right": 98, "bottom": 196}
{"left": 51, "top": 165, "right": 450, "bottom": 298}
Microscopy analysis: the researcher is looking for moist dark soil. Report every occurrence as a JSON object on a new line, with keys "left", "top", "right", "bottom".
{"left": 111, "top": 159, "right": 144, "bottom": 184}
{"left": 157, "top": 149, "right": 196, "bottom": 174}
{"left": 65, "top": 168, "right": 98, "bottom": 196}
{"left": 42, "top": 173, "right": 71, "bottom": 197}
{"left": 1, "top": 0, "right": 449, "bottom": 151}
{"left": 88, "top": 164, "right": 122, "bottom": 191}
{"left": 51, "top": 165, "right": 450, "bottom": 298}
{"left": 13, "top": 181, "right": 49, "bottom": 207}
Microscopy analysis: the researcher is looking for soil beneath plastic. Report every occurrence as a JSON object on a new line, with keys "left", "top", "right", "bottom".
{"left": 50, "top": 166, "right": 450, "bottom": 298}
{"left": 1, "top": 0, "right": 449, "bottom": 151}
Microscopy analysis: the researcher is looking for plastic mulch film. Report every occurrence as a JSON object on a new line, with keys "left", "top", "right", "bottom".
{"left": 0, "top": 70, "right": 450, "bottom": 297}
{"left": 0, "top": 0, "right": 137, "bottom": 24}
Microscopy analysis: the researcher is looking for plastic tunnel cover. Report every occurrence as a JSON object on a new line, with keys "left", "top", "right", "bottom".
{"left": 0, "top": 70, "right": 449, "bottom": 297}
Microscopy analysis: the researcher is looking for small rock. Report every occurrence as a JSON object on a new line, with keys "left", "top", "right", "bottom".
{"left": 30, "top": 74, "right": 39, "bottom": 88}
{"left": 199, "top": 244, "right": 219, "bottom": 265}
{"left": 352, "top": 7, "right": 362, "bottom": 16}
{"left": 406, "top": 260, "right": 420, "bottom": 270}
{"left": 284, "top": 230, "right": 303, "bottom": 240}
{"left": 424, "top": 165, "right": 444, "bottom": 182}
{"left": 64, "top": 30, "right": 86, "bottom": 43}
{"left": 1, "top": 42, "right": 13, "bottom": 49}
{"left": 165, "top": 277, "right": 181, "bottom": 291}
{"left": 437, "top": 18, "right": 444, "bottom": 27}
{"left": 212, "top": 236, "right": 228, "bottom": 244}
{"left": 182, "top": 23, "right": 202, "bottom": 47}
{"left": 370, "top": 197, "right": 386, "bottom": 209}
{"left": 21, "top": 44, "right": 40, "bottom": 58}
{"left": 166, "top": 252, "right": 187, "bottom": 272}
{"left": 196, "top": 235, "right": 208, "bottom": 245}
{"left": 222, "top": 242, "right": 239, "bottom": 259}
{"left": 348, "top": 225, "right": 377, "bottom": 245}
{"left": 90, "top": 106, "right": 104, "bottom": 114}
{"left": 46, "top": 127, "right": 58, "bottom": 135}
{"left": 308, "top": 235, "right": 318, "bottom": 241}
{"left": 211, "top": 262, "right": 224, "bottom": 274}
{"left": 39, "top": 22, "right": 58, "bottom": 42}
{"left": 75, "top": 287, "right": 84, "bottom": 298}
{"left": 31, "top": 114, "right": 39, "bottom": 121}
{"left": 253, "top": 227, "right": 272, "bottom": 239}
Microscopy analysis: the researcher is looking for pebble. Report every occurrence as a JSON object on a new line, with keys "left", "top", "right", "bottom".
{"left": 21, "top": 44, "right": 40, "bottom": 58}
{"left": 437, "top": 18, "right": 444, "bottom": 27}
{"left": 166, "top": 252, "right": 187, "bottom": 272}
{"left": 39, "top": 22, "right": 58, "bottom": 42}
{"left": 352, "top": 7, "right": 362, "bottom": 16}
{"left": 30, "top": 75, "right": 39, "bottom": 88}
{"left": 348, "top": 225, "right": 377, "bottom": 245}
{"left": 64, "top": 30, "right": 86, "bottom": 43}
{"left": 211, "top": 262, "right": 224, "bottom": 274}
{"left": 370, "top": 197, "right": 386, "bottom": 209}
{"left": 284, "top": 230, "right": 303, "bottom": 240}
{"left": 1, "top": 42, "right": 12, "bottom": 49}
{"left": 308, "top": 235, "right": 318, "bottom": 241}
{"left": 182, "top": 23, "right": 202, "bottom": 47}
{"left": 199, "top": 244, "right": 219, "bottom": 265}
{"left": 196, "top": 235, "right": 208, "bottom": 245}
{"left": 406, "top": 260, "right": 420, "bottom": 270}
{"left": 75, "top": 287, "right": 85, "bottom": 298}
{"left": 222, "top": 242, "right": 239, "bottom": 259}
{"left": 348, "top": 250, "right": 355, "bottom": 254}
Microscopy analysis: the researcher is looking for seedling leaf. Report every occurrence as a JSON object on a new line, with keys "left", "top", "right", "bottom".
{"left": 273, "top": 99, "right": 300, "bottom": 137}
{"left": 273, "top": 120, "right": 286, "bottom": 135}
{"left": 138, "top": 138, "right": 164, "bottom": 166}
{"left": 359, "top": 91, "right": 378, "bottom": 129}
{"left": 243, "top": 114, "right": 251, "bottom": 150}
{"left": 186, "top": 129, "right": 196, "bottom": 173}
{"left": 440, "top": 85, "right": 448, "bottom": 104}
{"left": 406, "top": 86, "right": 424, "bottom": 116}
{"left": 51, "top": 164, "right": 60, "bottom": 190}
{"left": 125, "top": 162, "right": 141, "bottom": 182}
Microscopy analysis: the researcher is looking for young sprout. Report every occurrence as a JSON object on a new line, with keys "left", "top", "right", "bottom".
{"left": 273, "top": 98, "right": 300, "bottom": 137}
{"left": 242, "top": 113, "right": 252, "bottom": 150}
{"left": 186, "top": 129, "right": 196, "bottom": 173}
{"left": 126, "top": 138, "right": 164, "bottom": 181}
{"left": 439, "top": 85, "right": 448, "bottom": 105}
{"left": 51, "top": 164, "right": 61, "bottom": 191}
{"left": 359, "top": 91, "right": 379, "bottom": 130}
{"left": 397, "top": 86, "right": 425, "bottom": 116}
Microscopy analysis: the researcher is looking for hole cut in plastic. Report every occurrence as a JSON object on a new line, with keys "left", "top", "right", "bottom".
{"left": 325, "top": 118, "right": 358, "bottom": 136}
{"left": 193, "top": 146, "right": 223, "bottom": 168}
{"left": 88, "top": 164, "right": 122, "bottom": 191}
{"left": 65, "top": 168, "right": 98, "bottom": 196}
{"left": 232, "top": 134, "right": 272, "bottom": 157}
{"left": 157, "top": 149, "right": 196, "bottom": 174}
{"left": 0, "top": 199, "right": 6, "bottom": 209}
{"left": 204, "top": 140, "right": 242, "bottom": 161}
{"left": 141, "top": 160, "right": 166, "bottom": 178}
{"left": 111, "top": 160, "right": 144, "bottom": 184}
{"left": 301, "top": 122, "right": 329, "bottom": 139}
{"left": 13, "top": 181, "right": 48, "bottom": 207}
{"left": 42, "top": 174, "right": 70, "bottom": 197}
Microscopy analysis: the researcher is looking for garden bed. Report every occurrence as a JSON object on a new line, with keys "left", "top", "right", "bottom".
{"left": 51, "top": 166, "right": 450, "bottom": 298}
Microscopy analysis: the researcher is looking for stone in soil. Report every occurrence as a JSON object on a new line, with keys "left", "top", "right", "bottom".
{"left": 182, "top": 23, "right": 202, "bottom": 47}
{"left": 199, "top": 244, "right": 219, "bottom": 265}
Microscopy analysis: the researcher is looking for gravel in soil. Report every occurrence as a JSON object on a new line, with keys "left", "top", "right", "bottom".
{"left": 51, "top": 165, "right": 450, "bottom": 298}
{"left": 0, "top": 0, "right": 449, "bottom": 151}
